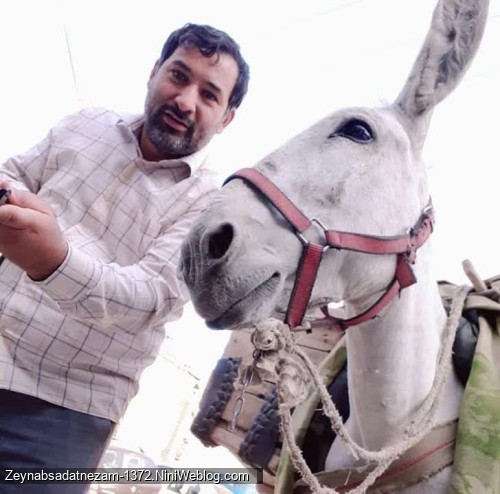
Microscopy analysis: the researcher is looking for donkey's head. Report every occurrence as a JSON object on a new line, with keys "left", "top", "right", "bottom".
{"left": 180, "top": 0, "right": 489, "bottom": 329}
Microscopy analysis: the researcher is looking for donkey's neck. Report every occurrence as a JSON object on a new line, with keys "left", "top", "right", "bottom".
{"left": 340, "top": 254, "right": 462, "bottom": 453}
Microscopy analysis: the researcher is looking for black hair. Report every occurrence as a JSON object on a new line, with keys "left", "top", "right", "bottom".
{"left": 159, "top": 23, "right": 250, "bottom": 110}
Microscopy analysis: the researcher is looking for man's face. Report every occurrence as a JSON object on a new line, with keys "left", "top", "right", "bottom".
{"left": 142, "top": 45, "right": 239, "bottom": 160}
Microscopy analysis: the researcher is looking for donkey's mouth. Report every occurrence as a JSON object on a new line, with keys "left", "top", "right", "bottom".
{"left": 206, "top": 273, "right": 281, "bottom": 329}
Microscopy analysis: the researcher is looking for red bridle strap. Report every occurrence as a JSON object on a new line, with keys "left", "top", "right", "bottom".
{"left": 224, "top": 168, "right": 434, "bottom": 331}
{"left": 224, "top": 168, "right": 312, "bottom": 233}
{"left": 322, "top": 253, "right": 417, "bottom": 331}
{"left": 286, "top": 243, "right": 324, "bottom": 329}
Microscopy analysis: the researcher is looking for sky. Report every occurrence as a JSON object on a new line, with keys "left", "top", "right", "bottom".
{"left": 1, "top": 0, "right": 499, "bottom": 285}
{"left": 1, "top": 0, "right": 499, "bottom": 460}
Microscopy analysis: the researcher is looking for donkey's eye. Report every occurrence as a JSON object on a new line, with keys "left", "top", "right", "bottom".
{"left": 329, "top": 119, "right": 374, "bottom": 143}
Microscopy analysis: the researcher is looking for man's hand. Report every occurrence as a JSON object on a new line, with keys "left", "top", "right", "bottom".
{"left": 0, "top": 184, "right": 68, "bottom": 280}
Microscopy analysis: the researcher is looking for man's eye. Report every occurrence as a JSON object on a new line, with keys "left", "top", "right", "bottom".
{"left": 329, "top": 119, "right": 374, "bottom": 143}
{"left": 170, "top": 70, "right": 187, "bottom": 83}
{"left": 203, "top": 90, "right": 218, "bottom": 103}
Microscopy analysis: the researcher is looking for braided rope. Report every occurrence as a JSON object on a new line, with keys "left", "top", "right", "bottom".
{"left": 239, "top": 388, "right": 279, "bottom": 467}
{"left": 191, "top": 357, "right": 241, "bottom": 446}
{"left": 252, "top": 284, "right": 470, "bottom": 493}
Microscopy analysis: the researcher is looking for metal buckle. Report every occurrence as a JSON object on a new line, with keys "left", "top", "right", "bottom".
{"left": 296, "top": 218, "right": 330, "bottom": 253}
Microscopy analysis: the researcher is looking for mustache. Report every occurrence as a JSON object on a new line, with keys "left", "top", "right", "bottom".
{"left": 160, "top": 103, "right": 194, "bottom": 131}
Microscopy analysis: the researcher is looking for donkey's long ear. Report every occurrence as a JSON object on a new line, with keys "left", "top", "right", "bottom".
{"left": 395, "top": 0, "right": 488, "bottom": 122}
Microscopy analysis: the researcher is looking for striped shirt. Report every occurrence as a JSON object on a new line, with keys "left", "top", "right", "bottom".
{"left": 0, "top": 108, "right": 219, "bottom": 421}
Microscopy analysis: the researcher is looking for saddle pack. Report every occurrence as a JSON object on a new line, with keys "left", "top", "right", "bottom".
{"left": 191, "top": 276, "right": 500, "bottom": 493}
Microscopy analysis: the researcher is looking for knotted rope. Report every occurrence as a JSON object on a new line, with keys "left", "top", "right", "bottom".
{"left": 245, "top": 284, "right": 470, "bottom": 494}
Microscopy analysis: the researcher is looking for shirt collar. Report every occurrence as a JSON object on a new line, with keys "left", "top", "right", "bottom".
{"left": 118, "top": 114, "right": 209, "bottom": 175}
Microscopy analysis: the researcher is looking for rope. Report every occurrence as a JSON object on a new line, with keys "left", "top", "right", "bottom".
{"left": 249, "top": 284, "right": 470, "bottom": 493}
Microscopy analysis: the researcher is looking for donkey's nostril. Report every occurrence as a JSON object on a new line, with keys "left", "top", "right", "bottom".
{"left": 207, "top": 223, "right": 234, "bottom": 259}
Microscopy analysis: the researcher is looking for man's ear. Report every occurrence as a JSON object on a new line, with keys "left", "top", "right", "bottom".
{"left": 217, "top": 108, "right": 236, "bottom": 134}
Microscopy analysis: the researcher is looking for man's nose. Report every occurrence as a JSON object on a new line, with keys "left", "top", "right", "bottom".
{"left": 175, "top": 85, "right": 197, "bottom": 114}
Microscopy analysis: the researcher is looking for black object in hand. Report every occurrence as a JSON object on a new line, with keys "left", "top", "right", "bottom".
{"left": 0, "top": 188, "right": 11, "bottom": 206}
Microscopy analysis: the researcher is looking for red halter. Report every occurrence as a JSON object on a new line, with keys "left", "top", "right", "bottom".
{"left": 223, "top": 168, "right": 434, "bottom": 331}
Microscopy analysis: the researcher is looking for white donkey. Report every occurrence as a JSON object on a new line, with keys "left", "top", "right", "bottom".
{"left": 180, "top": 0, "right": 490, "bottom": 492}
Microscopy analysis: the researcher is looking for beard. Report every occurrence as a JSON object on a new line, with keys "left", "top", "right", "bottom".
{"left": 144, "top": 102, "right": 204, "bottom": 159}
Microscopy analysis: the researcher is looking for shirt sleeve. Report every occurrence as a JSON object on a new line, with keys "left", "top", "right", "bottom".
{"left": 30, "top": 189, "right": 216, "bottom": 333}
{"left": 0, "top": 132, "right": 52, "bottom": 192}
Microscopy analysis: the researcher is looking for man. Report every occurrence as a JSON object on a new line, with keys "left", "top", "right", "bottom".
{"left": 0, "top": 23, "right": 249, "bottom": 493}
